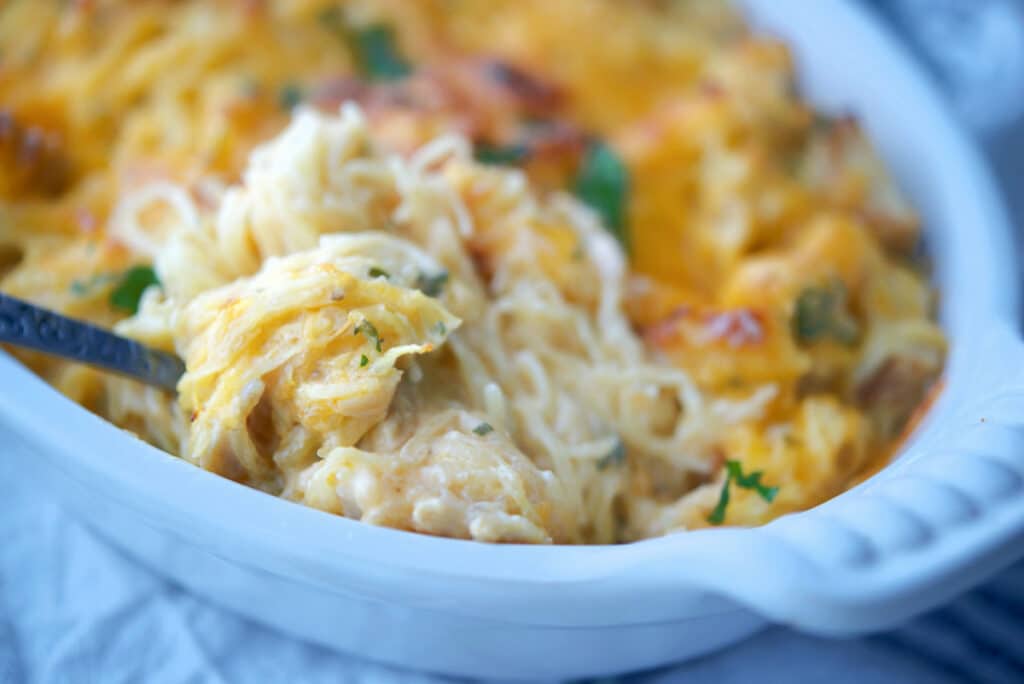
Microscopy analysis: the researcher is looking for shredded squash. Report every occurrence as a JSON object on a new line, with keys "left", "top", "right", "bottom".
{"left": 0, "top": 0, "right": 945, "bottom": 543}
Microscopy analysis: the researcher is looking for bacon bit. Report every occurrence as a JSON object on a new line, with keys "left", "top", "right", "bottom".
{"left": 644, "top": 306, "right": 765, "bottom": 348}
{"left": 0, "top": 110, "right": 71, "bottom": 196}
{"left": 643, "top": 306, "right": 693, "bottom": 346}
{"left": 312, "top": 70, "right": 453, "bottom": 114}
{"left": 190, "top": 410, "right": 198, "bottom": 423}
{"left": 702, "top": 309, "right": 765, "bottom": 348}
{"left": 521, "top": 121, "right": 587, "bottom": 161}
{"left": 465, "top": 240, "right": 495, "bottom": 283}
{"left": 484, "top": 60, "right": 564, "bottom": 114}
{"left": 310, "top": 77, "right": 370, "bottom": 110}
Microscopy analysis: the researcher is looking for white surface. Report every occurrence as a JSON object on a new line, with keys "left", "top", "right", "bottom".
{"left": 2, "top": 0, "right": 1024, "bottom": 679}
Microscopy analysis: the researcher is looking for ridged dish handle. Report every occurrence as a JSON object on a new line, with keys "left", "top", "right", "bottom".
{"left": 675, "top": 320, "right": 1024, "bottom": 634}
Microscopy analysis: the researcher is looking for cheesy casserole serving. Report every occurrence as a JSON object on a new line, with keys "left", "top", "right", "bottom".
{"left": 0, "top": 0, "right": 945, "bottom": 544}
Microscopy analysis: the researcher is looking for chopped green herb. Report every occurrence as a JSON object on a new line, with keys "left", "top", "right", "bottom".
{"left": 416, "top": 270, "right": 448, "bottom": 298}
{"left": 707, "top": 460, "right": 779, "bottom": 525}
{"left": 351, "top": 24, "right": 410, "bottom": 81}
{"left": 320, "top": 10, "right": 411, "bottom": 82}
{"left": 792, "top": 281, "right": 859, "bottom": 345}
{"left": 368, "top": 266, "right": 390, "bottom": 279}
{"left": 359, "top": 354, "right": 369, "bottom": 367}
{"left": 70, "top": 272, "right": 118, "bottom": 297}
{"left": 109, "top": 266, "right": 160, "bottom": 315}
{"left": 574, "top": 141, "right": 630, "bottom": 252}
{"left": 433, "top": 321, "right": 447, "bottom": 336}
{"left": 277, "top": 83, "right": 303, "bottom": 111}
{"left": 474, "top": 142, "right": 529, "bottom": 166}
{"left": 472, "top": 422, "right": 494, "bottom": 436}
{"left": 597, "top": 439, "right": 627, "bottom": 470}
{"left": 354, "top": 320, "right": 383, "bottom": 352}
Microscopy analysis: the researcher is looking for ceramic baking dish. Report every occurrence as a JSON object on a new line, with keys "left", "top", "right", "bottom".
{"left": 4, "top": 0, "right": 1024, "bottom": 679}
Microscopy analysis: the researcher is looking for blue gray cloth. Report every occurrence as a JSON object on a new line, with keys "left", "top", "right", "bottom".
{"left": 862, "top": 0, "right": 1024, "bottom": 136}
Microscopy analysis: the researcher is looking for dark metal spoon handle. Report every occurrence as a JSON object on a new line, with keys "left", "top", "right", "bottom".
{"left": 0, "top": 292, "right": 184, "bottom": 392}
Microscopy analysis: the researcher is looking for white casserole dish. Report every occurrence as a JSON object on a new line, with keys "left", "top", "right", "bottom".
{"left": 4, "top": 0, "right": 1024, "bottom": 679}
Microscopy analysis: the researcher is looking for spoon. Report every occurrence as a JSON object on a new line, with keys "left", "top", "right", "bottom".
{"left": 0, "top": 291, "right": 184, "bottom": 391}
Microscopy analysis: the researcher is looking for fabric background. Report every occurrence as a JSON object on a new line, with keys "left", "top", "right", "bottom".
{"left": 3, "top": 2, "right": 1024, "bottom": 682}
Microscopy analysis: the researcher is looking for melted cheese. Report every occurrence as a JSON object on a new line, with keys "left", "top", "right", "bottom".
{"left": 0, "top": 0, "right": 945, "bottom": 542}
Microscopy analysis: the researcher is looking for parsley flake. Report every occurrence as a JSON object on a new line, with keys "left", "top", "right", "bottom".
{"left": 792, "top": 281, "right": 859, "bottom": 346}
{"left": 70, "top": 272, "right": 119, "bottom": 297}
{"left": 574, "top": 140, "right": 630, "bottom": 252}
{"left": 360, "top": 354, "right": 369, "bottom": 367}
{"left": 472, "top": 422, "right": 494, "bottom": 436}
{"left": 351, "top": 24, "right": 410, "bottom": 81}
{"left": 474, "top": 142, "right": 529, "bottom": 166}
{"left": 707, "top": 460, "right": 779, "bottom": 525}
{"left": 277, "top": 83, "right": 303, "bottom": 111}
{"left": 416, "top": 270, "right": 448, "bottom": 298}
{"left": 354, "top": 320, "right": 383, "bottom": 352}
{"left": 597, "top": 439, "right": 626, "bottom": 470}
{"left": 109, "top": 266, "right": 160, "bottom": 315}
{"left": 368, "top": 266, "right": 390, "bottom": 279}
{"left": 320, "top": 11, "right": 411, "bottom": 82}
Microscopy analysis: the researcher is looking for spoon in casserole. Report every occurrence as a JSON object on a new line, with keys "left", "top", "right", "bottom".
{"left": 0, "top": 291, "right": 184, "bottom": 391}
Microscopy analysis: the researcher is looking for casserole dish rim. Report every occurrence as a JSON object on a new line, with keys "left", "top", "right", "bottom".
{"left": 2, "top": 0, "right": 1023, "bottom": 639}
